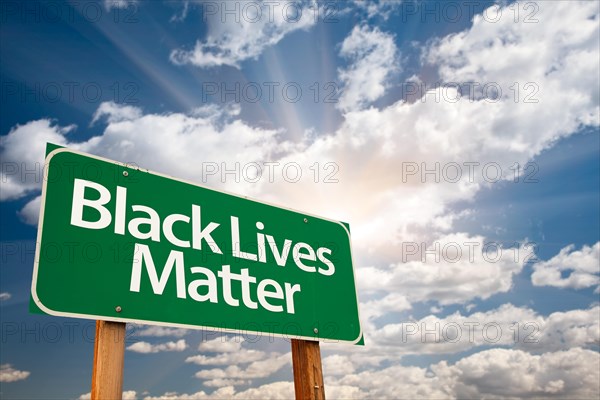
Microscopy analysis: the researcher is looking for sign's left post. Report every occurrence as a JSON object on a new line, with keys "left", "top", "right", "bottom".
{"left": 91, "top": 321, "right": 126, "bottom": 400}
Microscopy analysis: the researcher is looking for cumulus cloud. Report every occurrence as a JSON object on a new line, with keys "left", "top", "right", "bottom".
{"left": 193, "top": 352, "right": 291, "bottom": 387}
{"left": 360, "top": 292, "right": 411, "bottom": 323}
{"left": 0, "top": 119, "right": 72, "bottom": 201}
{"left": 170, "top": 1, "right": 316, "bottom": 68}
{"left": 0, "top": 364, "right": 30, "bottom": 382}
{"left": 78, "top": 390, "right": 137, "bottom": 400}
{"left": 17, "top": 195, "right": 41, "bottom": 225}
{"left": 133, "top": 326, "right": 189, "bottom": 338}
{"left": 1, "top": 102, "right": 283, "bottom": 209}
{"left": 126, "top": 339, "right": 187, "bottom": 353}
{"left": 0, "top": 292, "right": 11, "bottom": 302}
{"left": 186, "top": 349, "right": 267, "bottom": 366}
{"left": 358, "top": 233, "right": 531, "bottom": 305}
{"left": 92, "top": 101, "right": 143, "bottom": 124}
{"left": 425, "top": 1, "right": 599, "bottom": 133}
{"left": 524, "top": 306, "right": 600, "bottom": 352}
{"left": 264, "top": 2, "right": 598, "bottom": 258}
{"left": 532, "top": 242, "right": 600, "bottom": 290}
{"left": 329, "top": 347, "right": 599, "bottom": 399}
{"left": 144, "top": 382, "right": 293, "bottom": 400}
{"left": 447, "top": 347, "right": 599, "bottom": 399}
{"left": 197, "top": 336, "right": 246, "bottom": 353}
{"left": 337, "top": 25, "right": 399, "bottom": 112}
{"left": 322, "top": 354, "right": 356, "bottom": 376}
{"left": 370, "top": 304, "right": 600, "bottom": 355}
{"left": 186, "top": 336, "right": 284, "bottom": 387}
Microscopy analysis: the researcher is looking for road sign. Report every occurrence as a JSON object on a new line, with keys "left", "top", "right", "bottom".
{"left": 31, "top": 145, "right": 363, "bottom": 344}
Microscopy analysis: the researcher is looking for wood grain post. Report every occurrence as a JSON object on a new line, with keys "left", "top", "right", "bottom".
{"left": 291, "top": 339, "right": 325, "bottom": 400}
{"left": 91, "top": 321, "right": 126, "bottom": 400}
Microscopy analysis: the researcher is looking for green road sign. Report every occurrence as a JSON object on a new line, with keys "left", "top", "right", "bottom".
{"left": 31, "top": 145, "right": 363, "bottom": 344}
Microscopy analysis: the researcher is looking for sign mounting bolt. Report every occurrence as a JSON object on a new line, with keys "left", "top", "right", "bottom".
{"left": 123, "top": 171, "right": 128, "bottom": 177}
{"left": 115, "top": 306, "right": 122, "bottom": 313}
{"left": 304, "top": 218, "right": 308, "bottom": 223}
{"left": 313, "top": 328, "right": 318, "bottom": 334}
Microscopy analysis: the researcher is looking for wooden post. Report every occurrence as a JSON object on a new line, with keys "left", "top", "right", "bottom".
{"left": 291, "top": 339, "right": 325, "bottom": 400}
{"left": 91, "top": 321, "right": 126, "bottom": 400}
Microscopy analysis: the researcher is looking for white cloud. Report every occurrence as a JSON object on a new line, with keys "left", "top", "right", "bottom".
{"left": 0, "top": 292, "right": 11, "bottom": 302}
{"left": 187, "top": 337, "right": 285, "bottom": 387}
{"left": 357, "top": 233, "right": 530, "bottom": 305}
{"left": 78, "top": 390, "right": 137, "bottom": 400}
{"left": 0, "top": 364, "right": 30, "bottom": 382}
{"left": 170, "top": 1, "right": 316, "bottom": 68}
{"left": 103, "top": 0, "right": 138, "bottom": 12}
{"left": 351, "top": 0, "right": 400, "bottom": 20}
{"left": 0, "top": 120, "right": 73, "bottom": 201}
{"left": 525, "top": 306, "right": 600, "bottom": 352}
{"left": 430, "top": 306, "right": 443, "bottom": 314}
{"left": 92, "top": 101, "right": 143, "bottom": 124}
{"left": 17, "top": 195, "right": 41, "bottom": 225}
{"left": 203, "top": 379, "right": 248, "bottom": 388}
{"left": 322, "top": 354, "right": 356, "bottom": 376}
{"left": 170, "top": 0, "right": 189, "bottom": 23}
{"left": 215, "top": 382, "right": 293, "bottom": 399}
{"left": 370, "top": 304, "right": 600, "bottom": 355}
{"left": 425, "top": 1, "right": 599, "bottom": 135}
{"left": 448, "top": 347, "right": 599, "bottom": 399}
{"left": 133, "top": 326, "right": 189, "bottom": 338}
{"left": 361, "top": 292, "right": 412, "bottom": 319}
{"left": 261, "top": 0, "right": 597, "bottom": 260}
{"left": 197, "top": 336, "right": 246, "bottom": 353}
{"left": 194, "top": 352, "right": 290, "bottom": 381}
{"left": 338, "top": 25, "right": 399, "bottom": 112}
{"left": 329, "top": 347, "right": 600, "bottom": 399}
{"left": 320, "top": 303, "right": 599, "bottom": 380}
{"left": 186, "top": 349, "right": 267, "bottom": 366}
{"left": 144, "top": 382, "right": 293, "bottom": 400}
{"left": 329, "top": 363, "right": 451, "bottom": 399}
{"left": 1, "top": 102, "right": 283, "bottom": 213}
{"left": 126, "top": 339, "right": 187, "bottom": 354}
{"left": 532, "top": 242, "right": 600, "bottom": 290}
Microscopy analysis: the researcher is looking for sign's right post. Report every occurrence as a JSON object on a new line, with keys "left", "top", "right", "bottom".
{"left": 291, "top": 339, "right": 325, "bottom": 400}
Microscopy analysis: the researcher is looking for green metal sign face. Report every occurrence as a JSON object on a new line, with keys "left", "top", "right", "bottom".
{"left": 31, "top": 146, "right": 362, "bottom": 344}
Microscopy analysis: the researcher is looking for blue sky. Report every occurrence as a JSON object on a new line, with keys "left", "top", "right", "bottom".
{"left": 1, "top": 1, "right": 599, "bottom": 399}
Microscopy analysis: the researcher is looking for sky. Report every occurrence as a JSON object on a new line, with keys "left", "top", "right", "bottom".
{"left": 0, "top": 0, "right": 599, "bottom": 398}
